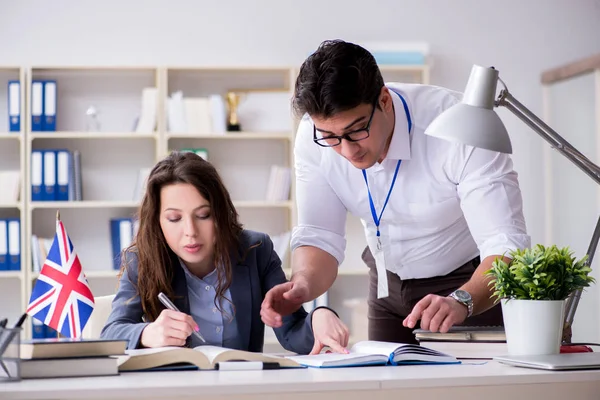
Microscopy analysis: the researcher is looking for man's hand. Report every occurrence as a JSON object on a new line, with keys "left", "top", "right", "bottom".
{"left": 261, "top": 280, "right": 310, "bottom": 328}
{"left": 310, "top": 308, "right": 350, "bottom": 355}
{"left": 402, "top": 294, "right": 468, "bottom": 333}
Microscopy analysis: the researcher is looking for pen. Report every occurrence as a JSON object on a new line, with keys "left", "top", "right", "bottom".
{"left": 157, "top": 292, "right": 206, "bottom": 343}
{"left": 216, "top": 361, "right": 280, "bottom": 371}
{"left": 0, "top": 313, "right": 27, "bottom": 358}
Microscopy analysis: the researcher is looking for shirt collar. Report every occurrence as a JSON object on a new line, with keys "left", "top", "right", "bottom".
{"left": 384, "top": 88, "right": 412, "bottom": 161}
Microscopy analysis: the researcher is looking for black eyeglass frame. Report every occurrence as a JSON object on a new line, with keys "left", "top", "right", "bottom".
{"left": 312, "top": 101, "right": 378, "bottom": 148}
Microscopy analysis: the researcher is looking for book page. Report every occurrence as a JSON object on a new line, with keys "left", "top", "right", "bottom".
{"left": 351, "top": 340, "right": 407, "bottom": 356}
{"left": 193, "top": 345, "right": 234, "bottom": 364}
{"left": 193, "top": 345, "right": 300, "bottom": 367}
{"left": 125, "top": 347, "right": 180, "bottom": 356}
{"left": 286, "top": 352, "right": 387, "bottom": 368}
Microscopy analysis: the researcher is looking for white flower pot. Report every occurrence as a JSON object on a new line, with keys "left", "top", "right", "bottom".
{"left": 501, "top": 299, "right": 565, "bottom": 356}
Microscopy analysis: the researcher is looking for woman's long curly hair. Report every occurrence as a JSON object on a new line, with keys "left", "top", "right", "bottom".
{"left": 122, "top": 151, "right": 243, "bottom": 321}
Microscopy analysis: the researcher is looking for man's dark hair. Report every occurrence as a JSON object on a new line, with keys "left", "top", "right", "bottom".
{"left": 292, "top": 40, "right": 384, "bottom": 119}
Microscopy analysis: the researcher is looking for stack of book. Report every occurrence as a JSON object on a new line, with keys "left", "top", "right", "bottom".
{"left": 19, "top": 338, "right": 126, "bottom": 379}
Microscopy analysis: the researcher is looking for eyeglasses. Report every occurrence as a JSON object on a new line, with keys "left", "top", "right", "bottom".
{"left": 313, "top": 102, "right": 377, "bottom": 147}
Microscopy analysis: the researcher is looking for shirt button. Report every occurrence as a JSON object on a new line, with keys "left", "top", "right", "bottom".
{"left": 216, "top": 327, "right": 222, "bottom": 333}
{"left": 212, "top": 307, "right": 217, "bottom": 313}
{"left": 205, "top": 285, "right": 210, "bottom": 291}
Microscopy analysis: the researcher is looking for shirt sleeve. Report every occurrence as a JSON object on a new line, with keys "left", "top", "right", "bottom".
{"left": 290, "top": 116, "right": 348, "bottom": 264}
{"left": 449, "top": 144, "right": 531, "bottom": 260}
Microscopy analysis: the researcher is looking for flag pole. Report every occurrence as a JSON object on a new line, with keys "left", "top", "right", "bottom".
{"left": 56, "top": 210, "right": 61, "bottom": 339}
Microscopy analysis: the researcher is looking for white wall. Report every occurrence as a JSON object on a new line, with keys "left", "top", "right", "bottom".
{"left": 2, "top": 0, "right": 600, "bottom": 338}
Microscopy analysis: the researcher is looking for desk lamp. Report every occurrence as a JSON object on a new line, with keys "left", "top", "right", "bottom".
{"left": 424, "top": 64, "right": 600, "bottom": 342}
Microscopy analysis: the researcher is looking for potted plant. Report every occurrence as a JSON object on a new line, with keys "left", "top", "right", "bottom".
{"left": 486, "top": 244, "right": 595, "bottom": 356}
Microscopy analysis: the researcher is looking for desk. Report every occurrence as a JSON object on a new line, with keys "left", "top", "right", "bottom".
{"left": 2, "top": 361, "right": 600, "bottom": 400}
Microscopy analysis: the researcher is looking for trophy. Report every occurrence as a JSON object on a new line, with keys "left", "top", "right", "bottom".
{"left": 225, "top": 91, "right": 242, "bottom": 132}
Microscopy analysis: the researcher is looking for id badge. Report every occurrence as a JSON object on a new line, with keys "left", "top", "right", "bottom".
{"left": 366, "top": 234, "right": 389, "bottom": 299}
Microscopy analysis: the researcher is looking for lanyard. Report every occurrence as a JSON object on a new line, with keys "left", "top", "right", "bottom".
{"left": 361, "top": 90, "right": 412, "bottom": 249}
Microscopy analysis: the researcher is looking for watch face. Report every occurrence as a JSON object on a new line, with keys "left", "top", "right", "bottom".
{"left": 454, "top": 290, "right": 472, "bottom": 302}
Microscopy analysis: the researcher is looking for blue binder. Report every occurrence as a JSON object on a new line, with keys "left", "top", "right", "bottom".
{"left": 7, "top": 219, "right": 20, "bottom": 271}
{"left": 42, "top": 150, "right": 56, "bottom": 201}
{"left": 31, "top": 150, "right": 44, "bottom": 202}
{"left": 31, "top": 80, "right": 44, "bottom": 132}
{"left": 110, "top": 218, "right": 134, "bottom": 270}
{"left": 0, "top": 219, "right": 7, "bottom": 271}
{"left": 55, "top": 149, "right": 70, "bottom": 201}
{"left": 42, "top": 80, "right": 57, "bottom": 131}
{"left": 32, "top": 319, "right": 46, "bottom": 339}
{"left": 7, "top": 80, "right": 20, "bottom": 132}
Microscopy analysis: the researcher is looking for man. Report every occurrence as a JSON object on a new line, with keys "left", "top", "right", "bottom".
{"left": 260, "top": 40, "right": 530, "bottom": 345}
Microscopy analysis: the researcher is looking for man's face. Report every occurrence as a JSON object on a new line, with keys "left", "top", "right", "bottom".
{"left": 312, "top": 89, "right": 392, "bottom": 170}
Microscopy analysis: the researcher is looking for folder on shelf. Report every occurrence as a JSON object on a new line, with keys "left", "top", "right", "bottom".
{"left": 110, "top": 218, "right": 134, "bottom": 270}
{"left": 8, "top": 80, "right": 20, "bottom": 132}
{"left": 73, "top": 150, "right": 82, "bottom": 201}
{"left": 42, "top": 80, "right": 57, "bottom": 131}
{"left": 32, "top": 318, "right": 46, "bottom": 339}
{"left": 0, "top": 219, "right": 7, "bottom": 271}
{"left": 55, "top": 149, "right": 70, "bottom": 201}
{"left": 31, "top": 80, "right": 44, "bottom": 132}
{"left": 7, "top": 218, "right": 20, "bottom": 271}
{"left": 43, "top": 150, "right": 56, "bottom": 201}
{"left": 31, "top": 150, "right": 44, "bottom": 202}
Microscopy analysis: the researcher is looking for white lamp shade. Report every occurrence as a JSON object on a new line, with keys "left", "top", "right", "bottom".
{"left": 424, "top": 65, "right": 513, "bottom": 154}
{"left": 425, "top": 103, "right": 513, "bottom": 154}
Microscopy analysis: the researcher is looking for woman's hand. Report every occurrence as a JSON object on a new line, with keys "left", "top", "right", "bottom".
{"left": 140, "top": 309, "right": 199, "bottom": 348}
{"left": 310, "top": 308, "right": 350, "bottom": 355}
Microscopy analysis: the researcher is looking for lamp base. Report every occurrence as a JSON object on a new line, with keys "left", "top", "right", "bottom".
{"left": 562, "top": 323, "right": 573, "bottom": 344}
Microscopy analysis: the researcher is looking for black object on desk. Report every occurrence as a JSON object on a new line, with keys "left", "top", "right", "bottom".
{"left": 0, "top": 313, "right": 27, "bottom": 382}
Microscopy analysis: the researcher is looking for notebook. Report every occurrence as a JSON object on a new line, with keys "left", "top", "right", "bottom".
{"left": 414, "top": 326, "right": 506, "bottom": 342}
{"left": 20, "top": 338, "right": 127, "bottom": 360}
{"left": 285, "top": 340, "right": 459, "bottom": 368}
{"left": 494, "top": 353, "right": 600, "bottom": 370}
{"left": 117, "top": 345, "right": 302, "bottom": 371}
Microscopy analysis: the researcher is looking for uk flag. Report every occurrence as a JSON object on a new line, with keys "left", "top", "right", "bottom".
{"left": 26, "top": 218, "right": 95, "bottom": 338}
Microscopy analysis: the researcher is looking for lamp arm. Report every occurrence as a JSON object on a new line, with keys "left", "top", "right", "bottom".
{"left": 496, "top": 88, "right": 600, "bottom": 341}
{"left": 497, "top": 90, "right": 600, "bottom": 185}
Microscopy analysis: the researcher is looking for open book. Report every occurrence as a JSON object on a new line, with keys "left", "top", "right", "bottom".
{"left": 286, "top": 341, "right": 459, "bottom": 368}
{"left": 118, "top": 345, "right": 302, "bottom": 371}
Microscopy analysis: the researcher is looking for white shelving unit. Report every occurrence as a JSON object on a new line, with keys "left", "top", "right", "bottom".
{"left": 0, "top": 66, "right": 26, "bottom": 330}
{"left": 0, "top": 63, "right": 430, "bottom": 344}
{"left": 22, "top": 67, "right": 160, "bottom": 338}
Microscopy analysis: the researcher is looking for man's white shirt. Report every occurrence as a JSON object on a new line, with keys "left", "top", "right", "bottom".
{"left": 291, "top": 82, "right": 531, "bottom": 280}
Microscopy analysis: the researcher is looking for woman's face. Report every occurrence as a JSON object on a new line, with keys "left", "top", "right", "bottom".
{"left": 159, "top": 183, "right": 216, "bottom": 273}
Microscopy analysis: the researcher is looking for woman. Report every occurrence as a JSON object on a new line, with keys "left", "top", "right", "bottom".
{"left": 101, "top": 151, "right": 349, "bottom": 355}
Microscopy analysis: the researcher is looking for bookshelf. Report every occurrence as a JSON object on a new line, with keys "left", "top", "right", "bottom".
{"left": 0, "top": 63, "right": 430, "bottom": 343}
{"left": 0, "top": 67, "right": 26, "bottom": 330}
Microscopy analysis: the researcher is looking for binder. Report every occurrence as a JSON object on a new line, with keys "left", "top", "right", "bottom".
{"left": 45, "top": 325, "right": 58, "bottom": 338}
{"left": 42, "top": 80, "right": 57, "bottom": 131}
{"left": 110, "top": 218, "right": 134, "bottom": 270}
{"left": 55, "top": 149, "right": 70, "bottom": 201}
{"left": 0, "top": 220, "right": 7, "bottom": 271}
{"left": 7, "top": 219, "right": 20, "bottom": 271}
{"left": 31, "top": 80, "right": 44, "bottom": 131}
{"left": 43, "top": 150, "right": 56, "bottom": 201}
{"left": 31, "top": 150, "right": 44, "bottom": 201}
{"left": 8, "top": 80, "right": 20, "bottom": 132}
{"left": 32, "top": 318, "right": 46, "bottom": 339}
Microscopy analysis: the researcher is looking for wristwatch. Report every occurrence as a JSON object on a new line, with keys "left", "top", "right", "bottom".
{"left": 449, "top": 289, "right": 473, "bottom": 318}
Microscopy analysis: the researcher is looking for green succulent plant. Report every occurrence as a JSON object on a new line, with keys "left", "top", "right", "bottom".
{"left": 485, "top": 244, "right": 595, "bottom": 301}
